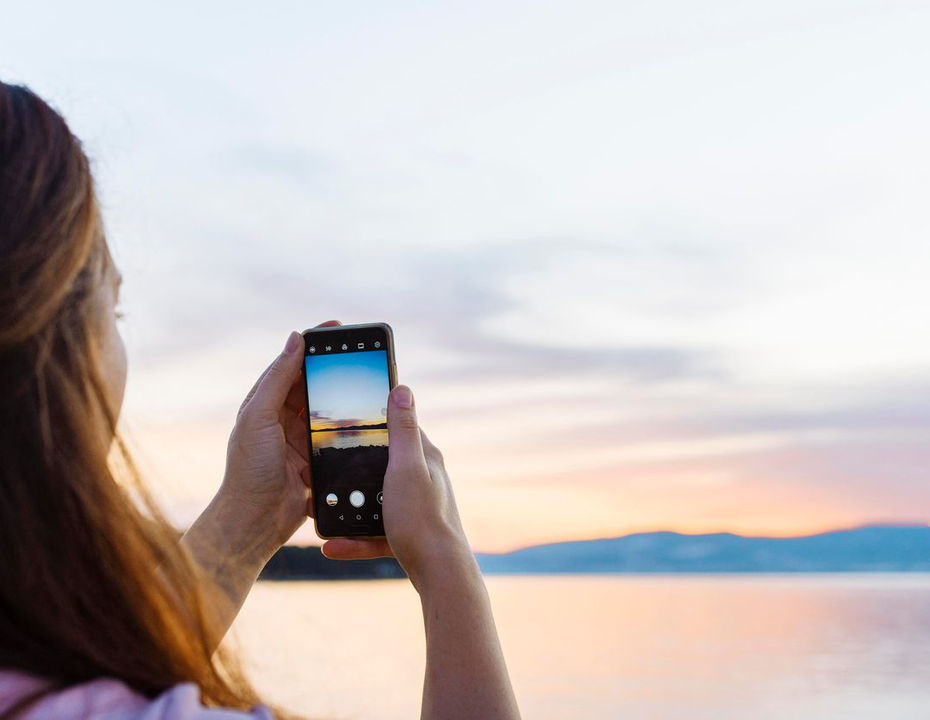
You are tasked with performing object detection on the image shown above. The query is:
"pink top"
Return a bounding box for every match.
[0,669,274,719]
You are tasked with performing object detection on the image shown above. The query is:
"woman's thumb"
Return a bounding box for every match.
[247,331,303,419]
[387,385,425,466]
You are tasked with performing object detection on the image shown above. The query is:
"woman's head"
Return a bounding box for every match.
[0,82,127,446]
[0,82,287,719]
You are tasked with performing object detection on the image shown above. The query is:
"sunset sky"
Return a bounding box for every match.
[306,350,390,430]
[4,1,929,551]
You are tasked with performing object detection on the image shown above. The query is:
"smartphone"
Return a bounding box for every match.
[301,323,397,538]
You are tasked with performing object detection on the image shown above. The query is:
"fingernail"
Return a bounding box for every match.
[394,386,413,409]
[284,331,300,354]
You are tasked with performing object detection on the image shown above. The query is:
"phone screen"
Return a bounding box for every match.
[303,324,394,537]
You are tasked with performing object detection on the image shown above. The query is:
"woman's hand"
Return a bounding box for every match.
[322,387,522,720]
[213,321,340,562]
[181,321,336,640]
[320,384,473,588]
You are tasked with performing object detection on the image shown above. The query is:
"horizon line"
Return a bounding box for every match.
[311,422,387,432]
[274,520,930,556]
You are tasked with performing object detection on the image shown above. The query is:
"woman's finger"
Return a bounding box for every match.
[300,463,312,492]
[242,332,304,422]
[320,538,393,560]
[286,443,308,480]
[243,320,340,419]
[284,374,306,414]
[284,410,310,462]
[238,360,274,419]
[305,486,315,518]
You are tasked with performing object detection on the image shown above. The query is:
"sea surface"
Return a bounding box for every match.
[311,428,388,451]
[229,574,930,719]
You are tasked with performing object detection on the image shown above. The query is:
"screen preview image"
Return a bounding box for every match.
[305,349,390,516]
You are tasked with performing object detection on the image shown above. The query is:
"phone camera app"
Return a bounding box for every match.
[305,331,391,537]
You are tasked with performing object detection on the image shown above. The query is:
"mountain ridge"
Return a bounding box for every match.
[474,524,930,574]
[258,525,930,580]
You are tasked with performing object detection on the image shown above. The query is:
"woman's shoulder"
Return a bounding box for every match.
[0,668,274,720]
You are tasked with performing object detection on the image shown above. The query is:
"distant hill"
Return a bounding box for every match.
[256,526,930,580]
[474,525,930,574]
[315,422,387,432]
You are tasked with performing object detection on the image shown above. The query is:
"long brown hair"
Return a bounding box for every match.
[0,82,298,719]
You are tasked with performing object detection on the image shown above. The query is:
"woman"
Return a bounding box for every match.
[0,81,521,720]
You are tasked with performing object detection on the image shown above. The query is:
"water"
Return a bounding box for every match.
[311,428,388,451]
[228,574,930,719]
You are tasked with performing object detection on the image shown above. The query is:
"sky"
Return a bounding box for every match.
[306,350,390,429]
[2,0,929,551]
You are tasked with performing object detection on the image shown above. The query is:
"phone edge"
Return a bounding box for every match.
[300,322,396,540]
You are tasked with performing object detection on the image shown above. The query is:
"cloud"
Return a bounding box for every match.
[206,142,334,189]
[33,0,928,546]
[120,232,729,384]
